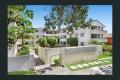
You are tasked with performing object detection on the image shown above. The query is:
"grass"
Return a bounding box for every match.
[65,53,112,71]
[66,59,112,71]
[8,70,34,75]
[98,52,112,59]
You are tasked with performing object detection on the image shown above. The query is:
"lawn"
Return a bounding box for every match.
[65,53,112,71]
[98,54,110,59]
[8,70,34,75]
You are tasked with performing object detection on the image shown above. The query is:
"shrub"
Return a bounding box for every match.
[17,45,29,56]
[102,44,112,52]
[90,40,101,45]
[25,41,28,45]
[67,38,78,46]
[38,37,47,47]
[46,37,57,47]
[54,59,61,66]
[102,52,112,56]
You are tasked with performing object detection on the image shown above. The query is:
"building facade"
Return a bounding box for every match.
[28,20,108,46]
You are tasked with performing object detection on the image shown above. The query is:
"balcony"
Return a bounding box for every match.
[90,38,107,42]
[43,33,58,37]
[91,29,107,34]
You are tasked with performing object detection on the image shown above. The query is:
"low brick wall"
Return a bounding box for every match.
[8,55,35,72]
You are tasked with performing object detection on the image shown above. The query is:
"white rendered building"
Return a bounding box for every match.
[28,20,107,46]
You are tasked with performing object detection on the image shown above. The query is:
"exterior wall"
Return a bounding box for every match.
[38,46,46,63]
[8,22,17,27]
[8,40,21,57]
[73,27,91,46]
[106,37,112,45]
[61,46,101,65]
[8,55,35,72]
[27,20,107,46]
[45,48,61,64]
[8,45,17,57]
[37,45,102,65]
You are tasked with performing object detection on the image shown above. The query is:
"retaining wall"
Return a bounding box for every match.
[38,45,102,65]
[8,55,35,72]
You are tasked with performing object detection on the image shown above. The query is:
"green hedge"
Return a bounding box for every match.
[67,38,78,46]
[17,45,29,56]
[102,44,112,52]
[89,40,101,45]
[46,37,57,47]
[102,52,112,56]
[38,37,47,47]
[38,36,57,47]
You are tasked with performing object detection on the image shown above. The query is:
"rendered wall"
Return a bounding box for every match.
[45,48,61,64]
[61,46,101,65]
[37,46,46,64]
[8,55,35,72]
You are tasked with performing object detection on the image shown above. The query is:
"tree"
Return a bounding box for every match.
[8,5,34,46]
[8,27,17,47]
[44,5,89,36]
[17,45,29,56]
[8,5,33,25]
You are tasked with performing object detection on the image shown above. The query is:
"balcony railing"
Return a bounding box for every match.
[91,38,107,42]
[91,29,107,34]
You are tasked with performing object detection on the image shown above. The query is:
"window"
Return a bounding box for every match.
[91,34,97,38]
[36,30,39,32]
[61,41,62,44]
[80,33,84,37]
[63,42,66,45]
[63,35,66,39]
[75,33,78,38]
[36,41,38,44]
[37,35,39,38]
[81,42,84,46]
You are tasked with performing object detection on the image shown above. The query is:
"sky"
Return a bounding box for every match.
[26,5,112,33]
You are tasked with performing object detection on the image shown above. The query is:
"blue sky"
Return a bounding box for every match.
[27,5,112,33]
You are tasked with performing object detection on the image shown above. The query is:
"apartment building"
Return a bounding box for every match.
[27,20,108,46]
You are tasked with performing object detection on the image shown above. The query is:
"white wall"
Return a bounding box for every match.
[8,55,35,72]
[38,46,46,63]
[73,27,91,46]
[45,48,61,64]
[61,46,101,64]
[37,45,102,65]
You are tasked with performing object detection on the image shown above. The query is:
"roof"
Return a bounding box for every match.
[91,20,106,28]
[34,28,43,30]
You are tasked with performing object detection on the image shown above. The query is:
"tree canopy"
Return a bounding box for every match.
[44,5,89,33]
[8,5,34,46]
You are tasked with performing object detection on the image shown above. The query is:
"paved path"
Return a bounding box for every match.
[38,64,112,75]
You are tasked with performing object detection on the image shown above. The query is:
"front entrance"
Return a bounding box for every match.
[50,54,61,65]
